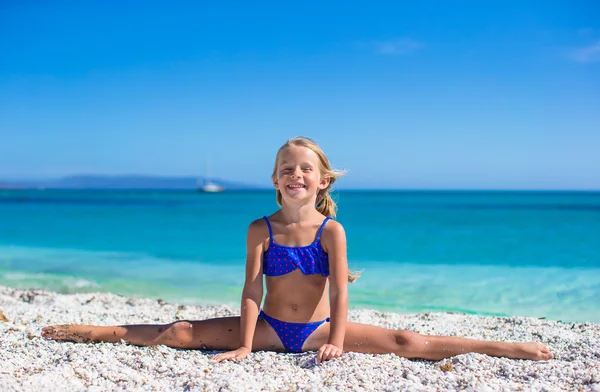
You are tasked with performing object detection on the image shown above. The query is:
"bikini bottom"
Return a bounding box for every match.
[258,310,330,353]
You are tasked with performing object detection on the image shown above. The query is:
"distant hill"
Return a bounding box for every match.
[0,175,260,190]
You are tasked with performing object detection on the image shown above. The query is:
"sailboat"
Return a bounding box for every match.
[197,158,225,193]
[197,178,224,193]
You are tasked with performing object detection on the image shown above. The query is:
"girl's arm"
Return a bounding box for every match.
[319,221,349,362]
[239,220,265,349]
[213,219,265,362]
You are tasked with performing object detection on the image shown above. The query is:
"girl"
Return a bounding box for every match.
[42,137,553,363]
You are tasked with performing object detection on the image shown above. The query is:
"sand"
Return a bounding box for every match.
[1,285,599,391]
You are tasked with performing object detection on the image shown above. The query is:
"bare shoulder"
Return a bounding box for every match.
[247,218,269,244]
[323,219,345,236]
[321,219,346,251]
[248,217,267,231]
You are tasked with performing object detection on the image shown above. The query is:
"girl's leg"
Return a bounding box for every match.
[342,322,553,361]
[41,317,284,352]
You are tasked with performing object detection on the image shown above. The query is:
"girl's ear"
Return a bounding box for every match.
[272,177,279,188]
[319,176,330,190]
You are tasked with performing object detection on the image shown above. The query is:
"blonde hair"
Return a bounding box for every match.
[272,136,361,283]
[272,136,345,218]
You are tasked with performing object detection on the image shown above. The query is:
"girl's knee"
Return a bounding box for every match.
[394,330,424,357]
[165,321,194,346]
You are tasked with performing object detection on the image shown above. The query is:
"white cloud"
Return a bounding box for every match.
[368,38,422,55]
[570,40,600,63]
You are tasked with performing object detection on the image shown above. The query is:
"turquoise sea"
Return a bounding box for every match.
[1,189,599,322]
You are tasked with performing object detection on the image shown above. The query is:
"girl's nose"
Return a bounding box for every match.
[291,167,302,178]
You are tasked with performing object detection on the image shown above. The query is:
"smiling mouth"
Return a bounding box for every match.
[287,184,306,189]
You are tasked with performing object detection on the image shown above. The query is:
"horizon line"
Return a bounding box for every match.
[1,186,599,193]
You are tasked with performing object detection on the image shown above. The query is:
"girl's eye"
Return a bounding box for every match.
[302,167,312,172]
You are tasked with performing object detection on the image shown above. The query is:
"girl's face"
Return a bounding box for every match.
[273,146,330,204]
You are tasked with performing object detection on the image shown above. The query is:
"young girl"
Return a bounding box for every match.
[42,137,553,363]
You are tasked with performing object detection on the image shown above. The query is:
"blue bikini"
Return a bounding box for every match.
[260,216,331,352]
[258,311,330,353]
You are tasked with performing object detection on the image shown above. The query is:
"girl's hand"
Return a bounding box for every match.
[317,343,343,362]
[212,347,251,362]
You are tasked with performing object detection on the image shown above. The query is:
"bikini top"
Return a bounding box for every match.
[262,216,331,277]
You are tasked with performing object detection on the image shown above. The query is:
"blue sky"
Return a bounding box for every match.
[1,1,599,189]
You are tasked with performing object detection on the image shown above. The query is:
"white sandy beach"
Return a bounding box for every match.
[1,285,599,392]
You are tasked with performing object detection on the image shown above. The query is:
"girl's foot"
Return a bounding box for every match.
[511,342,553,360]
[41,325,94,343]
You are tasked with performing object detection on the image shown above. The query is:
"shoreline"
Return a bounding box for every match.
[1,286,599,391]
[3,264,599,324]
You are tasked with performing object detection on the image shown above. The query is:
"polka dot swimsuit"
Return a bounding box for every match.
[258,310,330,353]
[262,216,331,277]
[260,216,331,352]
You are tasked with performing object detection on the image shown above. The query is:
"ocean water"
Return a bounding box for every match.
[1,189,599,322]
